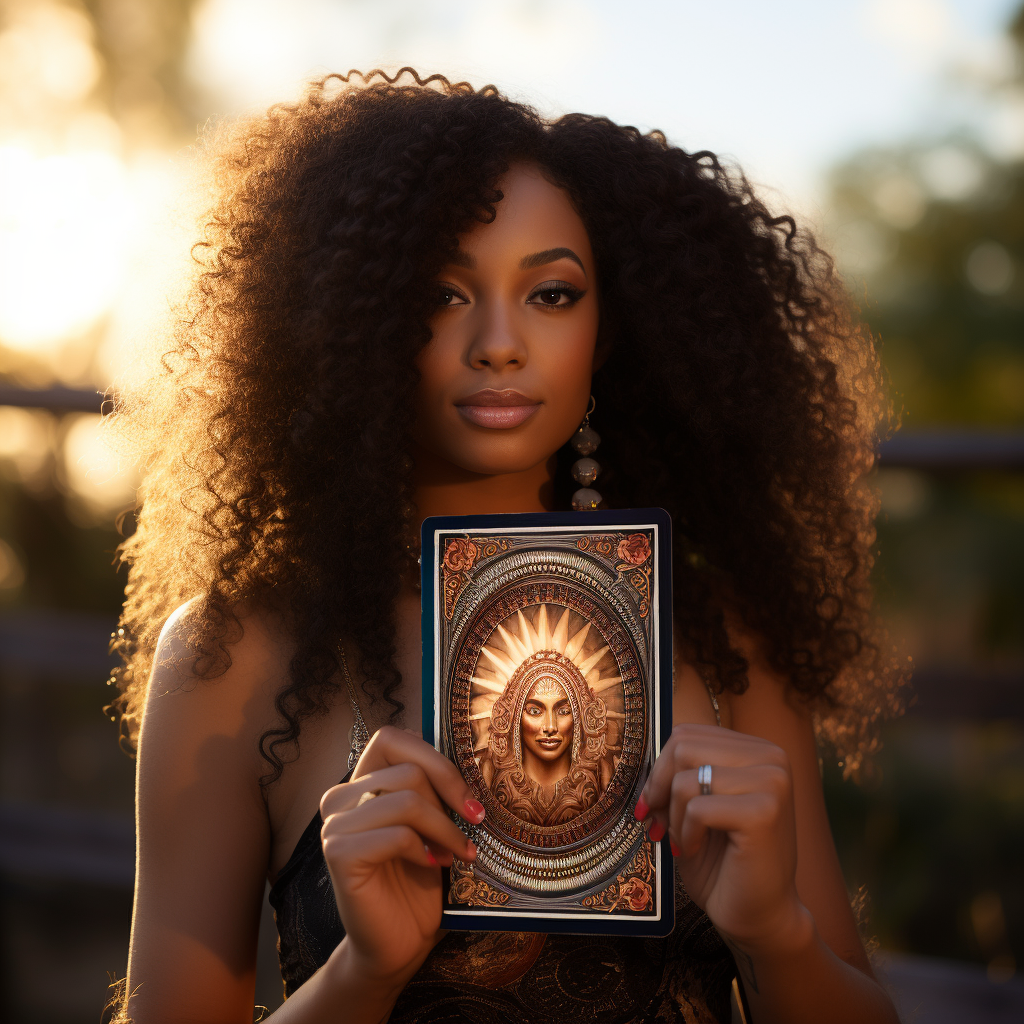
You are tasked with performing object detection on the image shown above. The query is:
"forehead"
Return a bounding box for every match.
[455,162,592,265]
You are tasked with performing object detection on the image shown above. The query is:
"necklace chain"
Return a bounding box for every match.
[340,646,370,772]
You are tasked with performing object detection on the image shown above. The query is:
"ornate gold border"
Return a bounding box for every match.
[579,839,655,913]
[449,840,657,916]
[449,859,511,906]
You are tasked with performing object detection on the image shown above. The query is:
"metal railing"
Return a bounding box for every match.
[0,384,111,414]
[1,384,1022,890]
[3,384,1023,468]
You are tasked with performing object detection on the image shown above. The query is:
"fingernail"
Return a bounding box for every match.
[464,798,485,823]
[425,845,437,866]
[649,821,666,842]
[670,840,680,857]
[465,840,477,860]
[634,797,649,821]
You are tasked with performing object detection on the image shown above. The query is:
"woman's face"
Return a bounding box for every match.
[521,679,574,764]
[415,162,600,476]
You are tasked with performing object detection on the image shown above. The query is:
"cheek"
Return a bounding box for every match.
[536,311,598,385]
[533,313,600,423]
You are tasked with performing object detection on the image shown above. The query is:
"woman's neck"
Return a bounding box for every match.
[412,448,556,520]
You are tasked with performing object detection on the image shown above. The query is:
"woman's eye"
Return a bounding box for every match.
[526,705,542,716]
[437,285,467,306]
[528,282,584,308]
[557,704,571,716]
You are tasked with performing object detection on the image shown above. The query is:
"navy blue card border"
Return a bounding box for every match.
[420,508,674,937]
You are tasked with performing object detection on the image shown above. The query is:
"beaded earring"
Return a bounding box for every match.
[570,396,603,511]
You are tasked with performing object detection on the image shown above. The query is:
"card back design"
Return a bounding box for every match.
[422,510,673,936]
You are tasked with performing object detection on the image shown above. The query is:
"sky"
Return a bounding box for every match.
[188,0,1024,214]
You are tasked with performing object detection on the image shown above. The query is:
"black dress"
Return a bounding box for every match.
[268,775,736,1024]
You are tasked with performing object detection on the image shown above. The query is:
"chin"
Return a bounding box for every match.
[533,745,565,760]
[444,439,554,477]
[422,413,569,477]
[460,454,548,476]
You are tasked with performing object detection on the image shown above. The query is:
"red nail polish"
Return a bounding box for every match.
[464,798,485,822]
[634,797,649,821]
[425,845,437,866]
[649,821,666,842]
[670,840,680,857]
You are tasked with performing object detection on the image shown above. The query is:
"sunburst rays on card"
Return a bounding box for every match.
[469,604,626,759]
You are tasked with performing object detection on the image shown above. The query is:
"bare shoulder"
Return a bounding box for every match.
[142,598,294,768]
[671,644,723,728]
[128,601,297,1021]
[148,597,293,705]
[711,613,814,740]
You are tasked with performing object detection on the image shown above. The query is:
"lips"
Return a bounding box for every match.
[455,388,541,429]
[537,737,563,749]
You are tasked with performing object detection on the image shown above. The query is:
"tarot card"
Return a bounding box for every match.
[421,509,673,936]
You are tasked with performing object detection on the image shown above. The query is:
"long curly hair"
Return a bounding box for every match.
[107,69,907,784]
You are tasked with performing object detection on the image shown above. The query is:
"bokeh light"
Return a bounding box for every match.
[0,145,132,352]
[59,413,138,519]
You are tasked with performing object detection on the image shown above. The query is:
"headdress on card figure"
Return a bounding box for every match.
[471,604,619,826]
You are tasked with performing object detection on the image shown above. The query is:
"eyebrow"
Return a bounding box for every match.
[520,247,586,275]
[447,246,587,275]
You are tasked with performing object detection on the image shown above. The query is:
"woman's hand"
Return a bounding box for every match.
[637,723,809,955]
[319,726,485,988]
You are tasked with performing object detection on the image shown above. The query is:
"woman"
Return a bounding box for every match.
[109,70,905,1023]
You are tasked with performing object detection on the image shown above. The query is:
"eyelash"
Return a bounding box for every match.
[435,281,586,309]
[527,281,585,309]
[436,285,468,306]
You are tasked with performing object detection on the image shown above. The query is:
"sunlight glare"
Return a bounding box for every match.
[61,413,138,513]
[0,407,53,484]
[0,144,133,352]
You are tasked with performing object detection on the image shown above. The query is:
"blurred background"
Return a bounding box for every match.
[0,1,1021,1021]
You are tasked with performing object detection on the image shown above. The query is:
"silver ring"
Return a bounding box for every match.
[356,788,383,807]
[698,764,713,796]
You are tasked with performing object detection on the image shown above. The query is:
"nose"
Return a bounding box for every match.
[541,711,557,735]
[466,300,527,371]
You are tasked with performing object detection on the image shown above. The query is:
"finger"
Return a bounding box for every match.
[322,762,443,817]
[353,726,486,824]
[648,765,788,847]
[423,841,455,868]
[652,726,783,800]
[640,726,786,816]
[665,764,791,809]
[329,789,477,860]
[322,824,438,874]
[676,793,776,859]
[324,789,477,861]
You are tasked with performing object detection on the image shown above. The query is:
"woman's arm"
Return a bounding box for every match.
[126,604,278,1023]
[126,606,480,1024]
[726,649,873,973]
[656,647,898,1024]
[127,606,390,1024]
